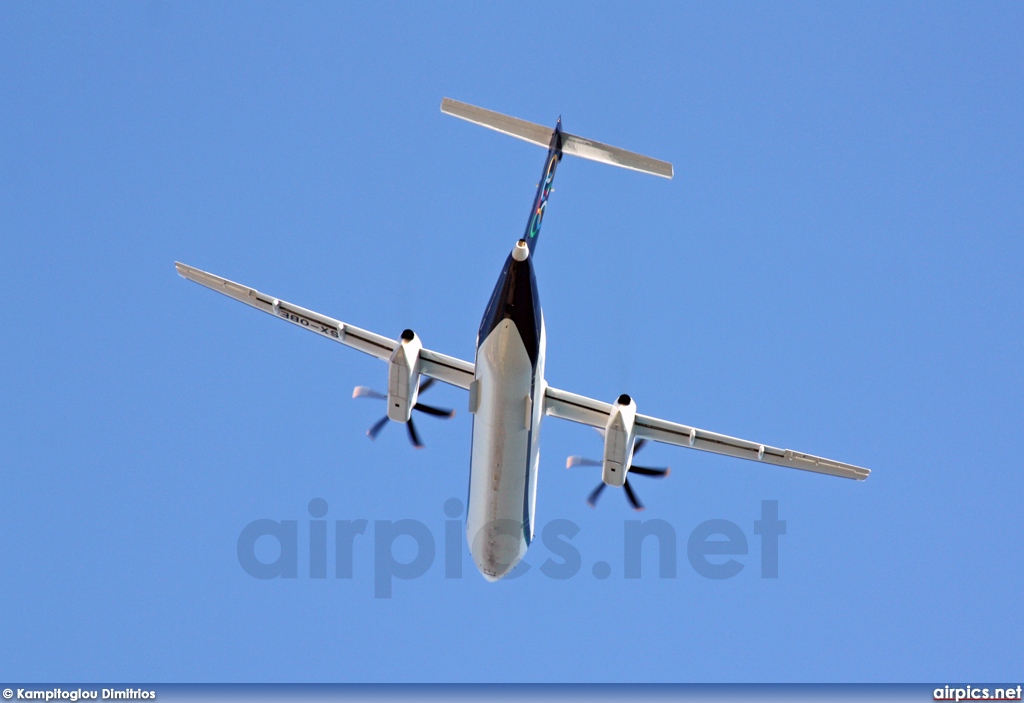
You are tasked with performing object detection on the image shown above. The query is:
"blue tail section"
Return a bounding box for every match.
[441,98,674,254]
[521,119,563,255]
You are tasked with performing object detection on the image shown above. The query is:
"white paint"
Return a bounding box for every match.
[466,318,545,581]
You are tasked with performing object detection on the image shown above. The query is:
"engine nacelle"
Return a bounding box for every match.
[386,329,423,423]
[602,394,637,487]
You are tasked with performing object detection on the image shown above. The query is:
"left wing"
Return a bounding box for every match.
[175,262,475,390]
[544,385,870,481]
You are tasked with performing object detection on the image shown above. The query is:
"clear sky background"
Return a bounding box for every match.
[2,1,1022,683]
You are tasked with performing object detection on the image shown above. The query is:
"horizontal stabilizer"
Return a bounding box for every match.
[441,98,673,179]
[441,98,553,148]
[561,133,672,179]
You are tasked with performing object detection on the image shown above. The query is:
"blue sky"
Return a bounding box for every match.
[1,1,1022,683]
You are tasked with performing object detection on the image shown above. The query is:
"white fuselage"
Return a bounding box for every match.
[466,309,546,580]
[464,149,557,581]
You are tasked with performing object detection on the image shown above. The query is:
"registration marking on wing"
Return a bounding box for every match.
[275,304,344,340]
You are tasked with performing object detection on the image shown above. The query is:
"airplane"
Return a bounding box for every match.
[176,97,870,582]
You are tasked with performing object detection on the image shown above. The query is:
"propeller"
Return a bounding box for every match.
[352,377,455,448]
[567,438,670,511]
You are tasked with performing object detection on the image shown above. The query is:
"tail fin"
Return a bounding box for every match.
[441,98,673,179]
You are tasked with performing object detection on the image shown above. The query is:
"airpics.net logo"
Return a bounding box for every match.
[934,685,1023,701]
[236,498,787,598]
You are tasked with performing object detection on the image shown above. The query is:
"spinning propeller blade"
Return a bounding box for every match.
[367,415,390,441]
[353,386,387,400]
[353,377,454,448]
[570,435,670,509]
[623,479,644,512]
[407,417,423,449]
[413,402,455,418]
[628,465,671,477]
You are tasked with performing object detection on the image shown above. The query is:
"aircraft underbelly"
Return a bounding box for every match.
[467,319,536,581]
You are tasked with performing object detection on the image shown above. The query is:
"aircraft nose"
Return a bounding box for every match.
[469,522,529,582]
[473,550,524,582]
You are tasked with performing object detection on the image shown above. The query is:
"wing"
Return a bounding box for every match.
[543,385,869,480]
[175,262,475,390]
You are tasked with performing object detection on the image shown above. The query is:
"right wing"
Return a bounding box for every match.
[544,386,869,481]
[175,262,475,390]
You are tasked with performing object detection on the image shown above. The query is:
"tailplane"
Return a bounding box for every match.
[440,98,673,179]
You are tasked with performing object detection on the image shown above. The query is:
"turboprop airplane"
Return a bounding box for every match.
[176,97,870,581]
